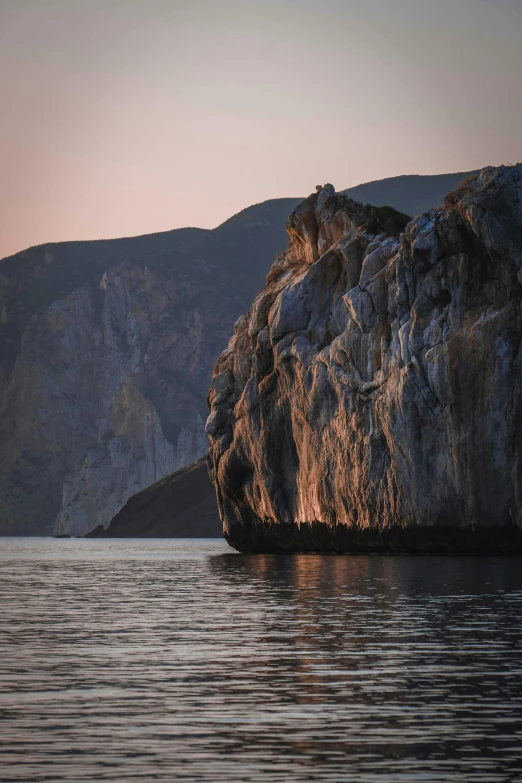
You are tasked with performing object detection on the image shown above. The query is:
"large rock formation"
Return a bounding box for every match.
[207,165,522,553]
[0,171,476,536]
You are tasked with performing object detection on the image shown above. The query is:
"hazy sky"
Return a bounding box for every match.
[1,0,521,258]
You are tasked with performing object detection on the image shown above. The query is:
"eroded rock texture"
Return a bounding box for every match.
[207,166,522,553]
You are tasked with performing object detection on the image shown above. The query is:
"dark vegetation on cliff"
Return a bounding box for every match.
[362,204,411,236]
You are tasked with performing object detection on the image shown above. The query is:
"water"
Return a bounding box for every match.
[1,538,521,782]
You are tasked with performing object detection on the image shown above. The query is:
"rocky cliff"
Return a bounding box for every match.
[0,172,476,537]
[207,165,522,553]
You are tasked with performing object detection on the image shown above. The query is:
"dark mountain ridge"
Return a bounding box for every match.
[343,171,479,217]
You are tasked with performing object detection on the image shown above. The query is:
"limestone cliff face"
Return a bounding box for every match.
[51,267,209,536]
[207,166,522,553]
[1,261,208,536]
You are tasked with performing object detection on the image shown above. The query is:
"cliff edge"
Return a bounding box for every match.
[207,166,522,553]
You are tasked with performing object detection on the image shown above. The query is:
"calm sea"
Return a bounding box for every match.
[1,538,521,782]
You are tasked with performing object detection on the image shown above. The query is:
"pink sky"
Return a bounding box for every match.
[1,0,521,259]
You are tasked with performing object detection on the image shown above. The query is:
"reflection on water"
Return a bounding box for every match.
[1,538,521,782]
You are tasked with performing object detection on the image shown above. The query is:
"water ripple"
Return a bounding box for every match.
[1,538,521,782]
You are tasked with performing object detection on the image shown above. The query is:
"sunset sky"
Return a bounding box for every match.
[1,0,521,259]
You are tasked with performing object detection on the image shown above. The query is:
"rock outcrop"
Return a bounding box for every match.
[86,456,220,538]
[207,165,522,553]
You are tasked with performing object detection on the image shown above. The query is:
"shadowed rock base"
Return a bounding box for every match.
[225,521,522,555]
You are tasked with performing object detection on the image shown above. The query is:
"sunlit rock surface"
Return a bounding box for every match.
[207,165,522,553]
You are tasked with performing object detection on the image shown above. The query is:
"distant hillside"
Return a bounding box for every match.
[344,171,479,217]
[0,169,478,536]
[0,227,209,382]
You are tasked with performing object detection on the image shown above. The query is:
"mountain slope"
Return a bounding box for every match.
[343,171,479,216]
[86,457,220,538]
[0,171,476,535]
